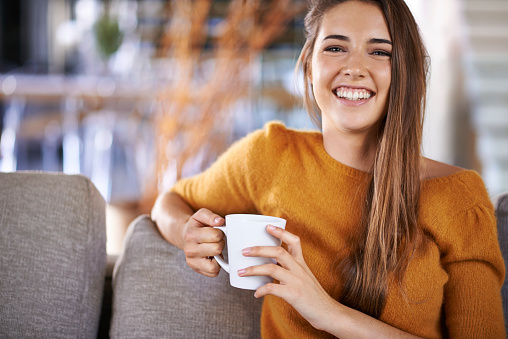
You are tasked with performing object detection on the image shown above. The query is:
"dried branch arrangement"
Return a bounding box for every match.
[144,0,303,205]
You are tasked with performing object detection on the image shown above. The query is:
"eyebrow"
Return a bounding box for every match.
[323,34,392,45]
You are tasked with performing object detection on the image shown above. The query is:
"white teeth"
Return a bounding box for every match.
[335,88,372,101]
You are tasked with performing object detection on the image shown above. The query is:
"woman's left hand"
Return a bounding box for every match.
[237,225,338,331]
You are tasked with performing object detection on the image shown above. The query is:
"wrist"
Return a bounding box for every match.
[311,294,346,332]
[151,192,193,250]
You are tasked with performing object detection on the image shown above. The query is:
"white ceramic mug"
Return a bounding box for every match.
[214,214,287,290]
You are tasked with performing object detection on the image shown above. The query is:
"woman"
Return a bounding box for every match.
[152,0,506,337]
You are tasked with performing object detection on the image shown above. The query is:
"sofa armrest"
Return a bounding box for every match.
[110,215,263,338]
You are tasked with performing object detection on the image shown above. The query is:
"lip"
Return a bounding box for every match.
[333,84,376,106]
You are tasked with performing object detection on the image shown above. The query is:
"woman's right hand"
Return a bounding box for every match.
[151,192,225,277]
[181,208,226,277]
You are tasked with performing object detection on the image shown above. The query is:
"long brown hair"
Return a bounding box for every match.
[296,0,429,318]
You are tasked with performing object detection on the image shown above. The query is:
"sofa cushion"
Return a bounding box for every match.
[110,215,263,339]
[0,172,106,338]
[495,191,508,332]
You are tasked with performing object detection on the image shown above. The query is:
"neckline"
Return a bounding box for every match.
[309,132,473,184]
[422,168,473,185]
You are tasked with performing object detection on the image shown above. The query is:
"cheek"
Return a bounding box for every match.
[311,72,331,108]
[311,56,332,85]
[372,65,391,110]
[310,59,320,86]
[379,66,391,93]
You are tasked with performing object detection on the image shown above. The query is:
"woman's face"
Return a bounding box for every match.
[310,1,392,139]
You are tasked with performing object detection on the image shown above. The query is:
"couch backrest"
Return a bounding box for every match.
[110,215,263,339]
[495,191,508,333]
[0,172,106,338]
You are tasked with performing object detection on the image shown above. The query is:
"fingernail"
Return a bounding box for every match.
[237,269,246,276]
[242,248,251,256]
[267,225,277,231]
[214,217,222,224]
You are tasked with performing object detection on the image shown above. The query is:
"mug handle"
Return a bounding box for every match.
[213,226,229,273]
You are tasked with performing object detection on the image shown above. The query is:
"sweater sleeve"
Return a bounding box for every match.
[437,188,506,337]
[170,122,287,217]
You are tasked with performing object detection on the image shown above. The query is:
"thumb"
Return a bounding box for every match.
[191,208,224,227]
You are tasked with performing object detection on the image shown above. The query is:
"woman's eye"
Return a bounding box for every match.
[372,50,391,57]
[324,46,344,52]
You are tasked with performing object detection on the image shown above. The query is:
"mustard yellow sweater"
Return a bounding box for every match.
[171,122,506,338]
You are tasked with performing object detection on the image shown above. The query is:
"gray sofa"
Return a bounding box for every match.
[0,172,106,338]
[0,172,507,338]
[0,172,262,338]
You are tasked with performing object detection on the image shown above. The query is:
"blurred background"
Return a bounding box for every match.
[0,0,507,254]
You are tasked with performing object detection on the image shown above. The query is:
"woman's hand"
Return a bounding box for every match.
[181,208,226,277]
[238,226,425,338]
[237,225,338,331]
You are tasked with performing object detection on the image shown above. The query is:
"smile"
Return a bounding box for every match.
[334,87,374,101]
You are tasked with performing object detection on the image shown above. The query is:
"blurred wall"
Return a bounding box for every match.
[407,0,508,197]
[406,0,476,169]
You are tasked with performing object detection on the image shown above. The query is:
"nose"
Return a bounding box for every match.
[342,53,366,78]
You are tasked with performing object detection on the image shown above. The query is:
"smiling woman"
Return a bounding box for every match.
[151,0,506,338]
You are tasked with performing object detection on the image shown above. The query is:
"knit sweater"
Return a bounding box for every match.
[171,122,506,338]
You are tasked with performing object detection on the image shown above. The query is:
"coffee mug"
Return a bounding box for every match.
[214,214,287,290]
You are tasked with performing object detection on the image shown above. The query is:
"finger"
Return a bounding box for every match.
[185,222,225,244]
[238,263,289,283]
[184,239,225,258]
[190,257,221,277]
[254,282,294,300]
[265,225,304,259]
[191,208,224,227]
[242,245,296,270]
[244,244,319,289]
[263,226,317,282]
[195,226,225,243]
